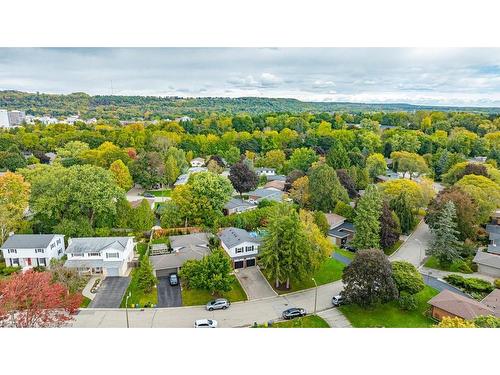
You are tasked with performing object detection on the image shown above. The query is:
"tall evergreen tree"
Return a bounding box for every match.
[308,163,349,212]
[352,184,382,250]
[326,144,350,170]
[260,204,311,289]
[426,201,462,266]
[390,191,414,234]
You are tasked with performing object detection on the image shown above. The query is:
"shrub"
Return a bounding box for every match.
[444,274,494,296]
[495,279,500,289]
[391,261,425,295]
[0,266,21,276]
[470,262,478,272]
[449,259,473,274]
[473,315,500,328]
[398,292,417,311]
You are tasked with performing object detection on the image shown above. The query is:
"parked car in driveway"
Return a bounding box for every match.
[282,307,306,320]
[169,273,179,286]
[194,319,218,328]
[331,295,344,307]
[206,298,230,311]
[143,192,155,198]
[342,244,357,252]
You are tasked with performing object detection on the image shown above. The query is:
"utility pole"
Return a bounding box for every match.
[312,278,318,314]
[125,292,131,328]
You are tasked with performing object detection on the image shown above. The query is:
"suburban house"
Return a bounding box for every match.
[174,166,208,186]
[267,174,287,182]
[427,289,495,321]
[326,214,356,246]
[224,197,257,215]
[481,289,500,317]
[247,188,284,203]
[0,234,65,269]
[263,180,286,191]
[376,170,400,183]
[149,232,211,277]
[64,237,134,277]
[473,224,500,277]
[190,157,205,167]
[219,227,261,269]
[255,167,276,176]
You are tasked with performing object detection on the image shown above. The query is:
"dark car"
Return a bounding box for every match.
[342,244,357,252]
[143,192,155,198]
[282,307,306,320]
[169,273,179,286]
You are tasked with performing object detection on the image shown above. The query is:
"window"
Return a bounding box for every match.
[7,249,17,254]
[11,258,19,266]
[88,252,101,257]
[235,247,243,254]
[38,258,46,266]
[106,252,119,259]
[51,243,55,249]
[57,239,61,245]
[35,248,44,253]
[245,246,254,252]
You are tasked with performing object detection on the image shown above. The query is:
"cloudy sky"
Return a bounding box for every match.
[1,48,500,107]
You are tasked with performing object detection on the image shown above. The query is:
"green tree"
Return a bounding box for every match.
[137,256,156,294]
[341,249,398,307]
[455,174,500,224]
[326,144,350,170]
[366,153,387,180]
[260,204,312,289]
[390,191,415,234]
[379,200,401,249]
[352,184,382,250]
[308,163,349,212]
[130,199,155,231]
[426,201,462,266]
[286,147,318,172]
[164,155,180,186]
[391,151,429,179]
[391,261,424,295]
[109,159,133,191]
[0,172,30,243]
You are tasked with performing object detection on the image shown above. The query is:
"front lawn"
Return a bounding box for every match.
[80,296,92,308]
[181,275,247,306]
[383,240,403,256]
[264,258,345,295]
[120,268,158,308]
[144,189,171,197]
[339,286,439,328]
[259,315,330,328]
[335,248,355,260]
[424,255,473,274]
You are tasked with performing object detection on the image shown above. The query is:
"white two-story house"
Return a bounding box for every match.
[219,227,261,269]
[0,234,65,269]
[64,237,134,277]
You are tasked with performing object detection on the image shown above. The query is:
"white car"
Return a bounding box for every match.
[194,319,218,328]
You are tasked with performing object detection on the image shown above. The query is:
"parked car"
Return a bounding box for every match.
[143,192,155,198]
[194,319,218,328]
[206,298,230,311]
[169,273,179,286]
[282,307,306,320]
[331,295,344,307]
[342,244,357,252]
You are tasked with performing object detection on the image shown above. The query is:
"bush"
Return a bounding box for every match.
[449,259,473,274]
[444,274,494,296]
[0,266,21,276]
[473,315,500,328]
[470,262,478,272]
[391,261,425,295]
[398,293,417,311]
[495,279,500,289]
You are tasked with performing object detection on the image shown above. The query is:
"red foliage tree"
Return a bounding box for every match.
[0,271,82,328]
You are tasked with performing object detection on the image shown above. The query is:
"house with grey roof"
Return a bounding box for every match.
[326,214,356,246]
[1,234,65,269]
[219,227,262,269]
[247,188,284,203]
[473,224,500,277]
[149,232,211,277]
[64,237,134,277]
[224,198,257,215]
[255,167,275,176]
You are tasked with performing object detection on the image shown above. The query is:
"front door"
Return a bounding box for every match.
[26,258,32,266]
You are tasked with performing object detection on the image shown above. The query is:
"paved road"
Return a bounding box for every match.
[390,220,431,266]
[89,277,131,308]
[234,267,277,300]
[333,252,352,265]
[73,280,344,328]
[156,277,182,307]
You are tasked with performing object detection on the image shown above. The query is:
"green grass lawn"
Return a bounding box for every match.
[144,189,171,197]
[383,240,403,256]
[424,256,473,274]
[264,258,345,295]
[80,296,92,308]
[335,248,355,260]
[260,315,330,328]
[339,286,439,328]
[181,275,247,306]
[120,268,158,308]
[136,242,148,258]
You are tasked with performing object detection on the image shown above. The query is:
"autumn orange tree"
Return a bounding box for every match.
[0,271,82,328]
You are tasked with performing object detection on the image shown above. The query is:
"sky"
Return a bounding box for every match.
[1,48,500,107]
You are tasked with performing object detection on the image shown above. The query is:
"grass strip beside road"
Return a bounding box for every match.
[181,275,247,306]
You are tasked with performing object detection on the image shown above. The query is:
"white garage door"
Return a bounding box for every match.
[106,267,120,277]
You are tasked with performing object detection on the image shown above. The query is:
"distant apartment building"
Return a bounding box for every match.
[0,109,26,127]
[0,110,9,128]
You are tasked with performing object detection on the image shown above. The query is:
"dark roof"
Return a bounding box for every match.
[169,233,210,250]
[267,175,287,182]
[150,242,210,270]
[66,237,132,255]
[1,234,61,249]
[473,250,500,269]
[328,222,355,238]
[486,224,500,235]
[219,227,261,248]
[224,198,256,210]
[428,289,494,320]
[481,289,500,317]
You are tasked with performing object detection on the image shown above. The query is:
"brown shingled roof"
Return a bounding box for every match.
[428,289,494,320]
[481,289,500,317]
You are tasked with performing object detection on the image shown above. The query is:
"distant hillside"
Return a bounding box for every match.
[1,90,499,120]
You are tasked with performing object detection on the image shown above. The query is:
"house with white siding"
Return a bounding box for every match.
[64,237,134,277]
[0,234,65,269]
[219,227,261,269]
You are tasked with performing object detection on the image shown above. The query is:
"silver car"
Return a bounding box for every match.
[206,298,230,311]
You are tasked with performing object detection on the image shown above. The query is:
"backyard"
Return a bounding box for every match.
[144,189,171,197]
[339,286,439,328]
[181,275,247,306]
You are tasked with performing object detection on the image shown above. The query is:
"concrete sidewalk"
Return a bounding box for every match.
[317,308,352,328]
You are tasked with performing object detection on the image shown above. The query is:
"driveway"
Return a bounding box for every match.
[125,187,145,202]
[89,277,131,308]
[234,267,277,300]
[157,277,182,307]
